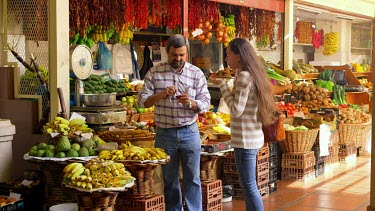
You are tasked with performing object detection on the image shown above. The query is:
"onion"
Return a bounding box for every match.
[203,38,210,45]
[217,31,224,37]
[205,32,213,39]
[271,79,278,85]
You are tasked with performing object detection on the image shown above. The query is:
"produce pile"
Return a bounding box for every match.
[82,74,129,94]
[63,158,135,190]
[99,142,168,161]
[339,108,370,124]
[28,135,101,158]
[43,117,93,135]
[98,129,154,141]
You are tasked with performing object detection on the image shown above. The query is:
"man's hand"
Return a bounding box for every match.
[160,86,177,99]
[177,93,190,107]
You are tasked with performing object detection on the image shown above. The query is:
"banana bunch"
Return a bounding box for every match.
[323,32,339,56]
[118,25,133,45]
[88,25,115,43]
[43,117,93,135]
[98,141,168,161]
[63,158,134,190]
[223,15,235,27]
[222,15,236,46]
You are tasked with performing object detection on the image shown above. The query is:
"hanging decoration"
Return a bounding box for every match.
[235,7,250,39]
[255,10,276,49]
[323,32,339,56]
[295,21,313,44]
[312,29,324,49]
[149,0,163,28]
[134,0,149,29]
[164,0,182,31]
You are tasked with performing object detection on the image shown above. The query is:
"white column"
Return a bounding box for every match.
[48,0,70,118]
[284,0,294,70]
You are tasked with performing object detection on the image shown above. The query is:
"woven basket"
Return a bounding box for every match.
[200,156,218,182]
[338,123,362,144]
[42,162,77,208]
[353,122,371,147]
[120,163,159,198]
[282,128,319,153]
[75,191,119,211]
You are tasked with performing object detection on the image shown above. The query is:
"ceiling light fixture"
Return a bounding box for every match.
[296,7,322,15]
[336,15,355,21]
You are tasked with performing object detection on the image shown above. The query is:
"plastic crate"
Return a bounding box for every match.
[223,163,237,174]
[115,194,165,211]
[223,156,235,164]
[201,180,222,204]
[269,155,278,170]
[269,182,278,194]
[313,146,325,164]
[339,154,357,162]
[258,145,270,160]
[281,166,315,181]
[257,171,269,186]
[257,158,269,174]
[203,198,222,211]
[281,151,315,169]
[268,141,279,157]
[269,167,278,183]
[258,183,269,198]
[315,162,324,177]
[222,173,240,185]
[339,143,356,158]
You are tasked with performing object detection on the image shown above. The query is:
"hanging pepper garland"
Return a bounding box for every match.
[188,0,218,30]
[69,0,90,38]
[149,0,163,28]
[124,0,135,28]
[236,6,250,39]
[164,0,182,30]
[312,29,324,49]
[255,9,275,48]
[134,0,149,29]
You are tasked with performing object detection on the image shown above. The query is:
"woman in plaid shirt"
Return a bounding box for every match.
[210,38,278,211]
[138,34,210,211]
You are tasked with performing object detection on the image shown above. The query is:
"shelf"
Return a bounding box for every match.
[293,43,313,46]
[133,31,172,37]
[351,47,372,50]
[352,25,373,30]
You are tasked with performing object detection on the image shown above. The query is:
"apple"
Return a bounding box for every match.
[121,97,127,102]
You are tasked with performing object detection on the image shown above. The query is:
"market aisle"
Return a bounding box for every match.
[222,154,371,211]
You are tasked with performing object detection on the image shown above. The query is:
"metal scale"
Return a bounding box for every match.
[69,45,127,131]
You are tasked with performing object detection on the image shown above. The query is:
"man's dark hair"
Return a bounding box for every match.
[166,34,189,53]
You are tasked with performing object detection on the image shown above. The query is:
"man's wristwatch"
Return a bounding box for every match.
[187,100,192,109]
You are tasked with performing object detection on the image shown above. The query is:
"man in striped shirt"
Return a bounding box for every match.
[137,34,210,211]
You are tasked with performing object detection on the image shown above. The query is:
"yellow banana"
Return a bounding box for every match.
[86,182,93,190]
[71,167,85,178]
[71,163,84,174]
[69,118,85,127]
[64,162,79,173]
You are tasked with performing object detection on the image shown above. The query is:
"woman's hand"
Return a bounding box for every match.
[209,74,223,85]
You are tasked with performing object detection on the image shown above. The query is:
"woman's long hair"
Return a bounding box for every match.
[228,38,278,125]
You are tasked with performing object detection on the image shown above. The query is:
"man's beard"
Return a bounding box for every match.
[170,59,184,69]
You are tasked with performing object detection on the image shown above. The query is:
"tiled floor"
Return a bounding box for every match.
[222,153,371,211]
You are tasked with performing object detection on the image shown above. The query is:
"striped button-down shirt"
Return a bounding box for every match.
[219,71,264,149]
[137,62,211,128]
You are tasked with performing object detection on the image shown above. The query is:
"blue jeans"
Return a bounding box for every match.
[155,122,202,211]
[234,148,264,211]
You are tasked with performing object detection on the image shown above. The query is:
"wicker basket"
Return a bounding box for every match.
[75,191,119,211]
[120,163,159,198]
[107,136,155,148]
[282,128,319,153]
[42,162,77,208]
[200,156,218,181]
[353,122,371,147]
[338,123,362,144]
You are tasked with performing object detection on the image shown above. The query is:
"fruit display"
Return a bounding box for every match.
[83,74,129,94]
[99,141,168,161]
[323,32,339,56]
[358,78,373,89]
[222,15,236,46]
[28,135,100,159]
[0,196,17,207]
[339,108,371,124]
[43,117,93,135]
[63,158,135,190]
[197,111,226,127]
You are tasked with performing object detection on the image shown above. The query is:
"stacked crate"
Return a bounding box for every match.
[324,130,339,166]
[223,144,270,198]
[338,143,357,162]
[268,142,279,194]
[312,133,325,177]
[116,194,165,211]
[281,151,315,181]
[202,180,223,211]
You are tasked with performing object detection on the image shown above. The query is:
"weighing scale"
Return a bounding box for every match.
[69,45,127,130]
